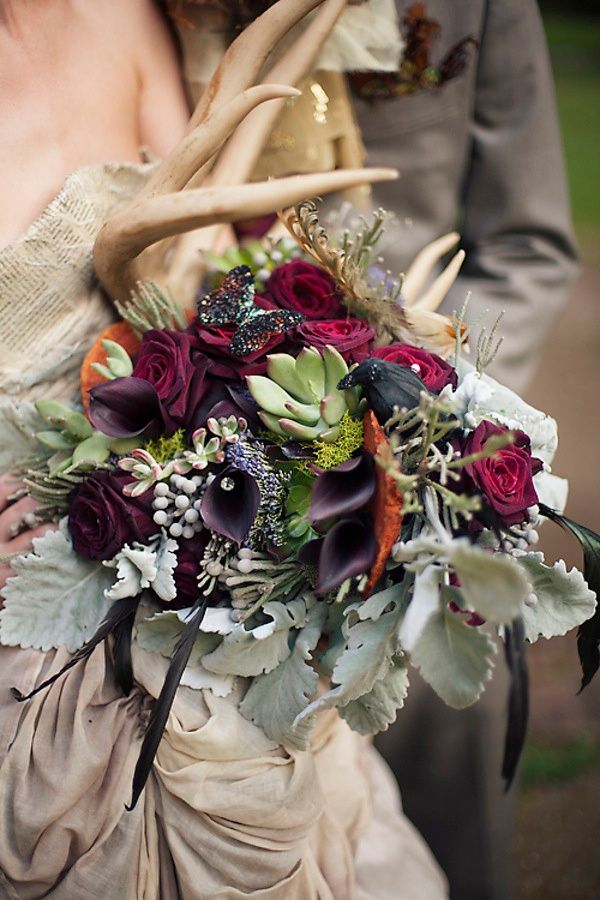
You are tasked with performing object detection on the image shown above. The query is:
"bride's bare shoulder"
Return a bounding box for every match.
[0,0,188,246]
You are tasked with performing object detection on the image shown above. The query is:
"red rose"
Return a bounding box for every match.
[187,320,286,378]
[373,343,458,391]
[292,318,375,363]
[132,330,209,430]
[463,420,543,526]
[265,261,345,319]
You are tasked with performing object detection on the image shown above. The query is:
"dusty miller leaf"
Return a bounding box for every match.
[239,602,327,749]
[339,657,409,735]
[450,542,530,624]
[201,595,311,677]
[0,528,113,652]
[411,604,497,708]
[516,556,597,643]
[296,581,409,725]
[0,400,45,474]
[135,610,221,663]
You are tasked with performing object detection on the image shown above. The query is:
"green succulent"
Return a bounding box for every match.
[246,345,362,443]
[90,339,133,381]
[35,399,136,474]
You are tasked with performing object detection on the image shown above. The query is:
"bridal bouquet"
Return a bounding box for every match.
[2,204,598,808]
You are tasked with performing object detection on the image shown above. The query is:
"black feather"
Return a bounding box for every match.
[502,617,529,790]
[112,605,137,695]
[11,597,139,702]
[539,504,600,691]
[126,599,208,811]
[337,358,427,424]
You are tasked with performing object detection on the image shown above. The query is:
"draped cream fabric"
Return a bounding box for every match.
[0,162,152,402]
[0,642,447,899]
[0,167,447,898]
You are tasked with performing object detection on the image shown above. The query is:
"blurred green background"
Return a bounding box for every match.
[515,6,600,899]
[543,9,600,259]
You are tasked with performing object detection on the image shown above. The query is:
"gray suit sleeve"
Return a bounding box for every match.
[442,0,579,391]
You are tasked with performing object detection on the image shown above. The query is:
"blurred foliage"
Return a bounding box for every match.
[521,738,600,790]
[543,14,600,247]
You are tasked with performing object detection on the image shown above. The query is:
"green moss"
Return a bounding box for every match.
[144,429,187,463]
[314,413,364,470]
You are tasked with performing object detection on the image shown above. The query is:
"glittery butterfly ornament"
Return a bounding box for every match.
[196,265,304,357]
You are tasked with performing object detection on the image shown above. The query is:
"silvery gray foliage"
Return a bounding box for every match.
[104,532,178,603]
[201,594,314,678]
[0,523,112,652]
[239,602,328,750]
[338,658,409,735]
[0,400,45,474]
[516,555,597,643]
[410,601,497,709]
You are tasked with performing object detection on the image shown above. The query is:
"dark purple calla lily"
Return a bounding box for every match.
[302,516,377,595]
[201,468,260,544]
[88,377,165,439]
[309,453,376,524]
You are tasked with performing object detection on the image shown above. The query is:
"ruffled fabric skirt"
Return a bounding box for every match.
[0,643,447,899]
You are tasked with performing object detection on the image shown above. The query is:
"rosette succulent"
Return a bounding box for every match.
[246,345,362,443]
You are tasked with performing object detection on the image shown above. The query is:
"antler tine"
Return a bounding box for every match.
[401,231,460,304]
[94,168,398,302]
[188,0,327,132]
[206,0,348,189]
[140,84,301,199]
[411,249,466,312]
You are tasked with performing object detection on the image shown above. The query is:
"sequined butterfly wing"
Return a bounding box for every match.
[197,264,304,356]
[229,308,303,356]
[197,265,256,325]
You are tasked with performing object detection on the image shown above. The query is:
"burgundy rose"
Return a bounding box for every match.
[292,318,375,364]
[170,533,209,609]
[373,343,458,391]
[187,320,286,378]
[265,261,345,319]
[68,471,156,561]
[462,420,543,526]
[132,329,209,429]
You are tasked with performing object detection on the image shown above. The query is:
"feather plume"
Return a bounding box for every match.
[126,599,208,810]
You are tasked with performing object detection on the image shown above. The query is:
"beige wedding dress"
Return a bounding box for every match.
[0,165,447,899]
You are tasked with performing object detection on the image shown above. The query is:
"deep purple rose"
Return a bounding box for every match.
[170,533,209,609]
[463,420,543,526]
[187,320,287,378]
[292,318,375,363]
[132,329,209,429]
[265,261,345,319]
[68,471,156,561]
[373,343,458,391]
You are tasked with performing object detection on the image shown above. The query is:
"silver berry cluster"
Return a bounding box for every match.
[151,472,213,540]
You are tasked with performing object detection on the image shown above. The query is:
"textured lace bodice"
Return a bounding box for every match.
[0,162,153,402]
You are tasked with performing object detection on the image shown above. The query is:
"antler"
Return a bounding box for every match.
[94,0,396,306]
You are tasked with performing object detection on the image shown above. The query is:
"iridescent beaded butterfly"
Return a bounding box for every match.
[196,265,303,356]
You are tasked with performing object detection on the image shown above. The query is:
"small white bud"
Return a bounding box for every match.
[184,508,200,524]
[175,495,190,510]
[154,482,169,497]
[182,525,196,539]
[169,522,183,538]
[153,496,169,510]
[153,511,168,526]
[237,557,254,574]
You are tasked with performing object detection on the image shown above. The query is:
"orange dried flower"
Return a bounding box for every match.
[362,410,403,597]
